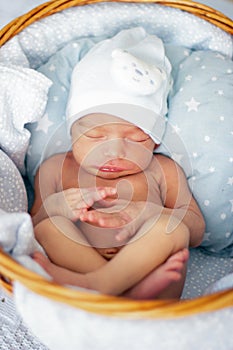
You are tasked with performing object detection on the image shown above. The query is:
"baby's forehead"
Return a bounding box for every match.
[73,113,137,130]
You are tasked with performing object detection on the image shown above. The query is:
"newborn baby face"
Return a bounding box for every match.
[71,113,155,179]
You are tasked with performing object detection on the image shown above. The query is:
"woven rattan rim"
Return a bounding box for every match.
[1,249,233,318]
[0,0,233,46]
[0,0,233,318]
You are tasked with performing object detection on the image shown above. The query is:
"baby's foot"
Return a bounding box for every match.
[32,251,85,286]
[123,248,189,300]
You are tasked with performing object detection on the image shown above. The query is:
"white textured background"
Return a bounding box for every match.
[0,0,232,29]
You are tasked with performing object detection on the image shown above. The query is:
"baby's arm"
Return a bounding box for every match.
[79,155,205,247]
[80,155,205,247]
[31,155,116,226]
[79,200,158,242]
[156,154,205,247]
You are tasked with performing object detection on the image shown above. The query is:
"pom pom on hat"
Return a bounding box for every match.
[66,27,172,143]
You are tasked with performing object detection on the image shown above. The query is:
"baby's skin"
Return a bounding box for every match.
[32,114,204,299]
[33,248,189,299]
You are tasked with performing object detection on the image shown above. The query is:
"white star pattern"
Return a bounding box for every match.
[192,152,198,158]
[220,213,226,220]
[227,177,233,186]
[172,125,181,134]
[171,153,183,164]
[203,232,211,241]
[209,166,215,173]
[229,157,233,163]
[211,76,217,81]
[35,113,53,134]
[49,64,56,72]
[27,144,32,157]
[225,232,231,238]
[185,75,192,81]
[56,140,62,146]
[230,200,233,212]
[219,116,225,121]
[217,90,224,96]
[215,53,225,60]
[185,97,200,112]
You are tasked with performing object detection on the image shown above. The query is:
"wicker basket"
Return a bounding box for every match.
[0,0,233,319]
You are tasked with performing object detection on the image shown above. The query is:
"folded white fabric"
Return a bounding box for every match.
[0,209,47,276]
[0,64,52,174]
[0,149,28,212]
[66,27,172,144]
[0,209,36,256]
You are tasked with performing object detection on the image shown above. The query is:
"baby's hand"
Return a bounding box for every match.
[43,187,117,221]
[79,200,149,242]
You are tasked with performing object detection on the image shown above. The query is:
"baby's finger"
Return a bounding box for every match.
[70,208,88,222]
[81,187,117,206]
[115,220,136,241]
[115,229,131,242]
[80,211,127,228]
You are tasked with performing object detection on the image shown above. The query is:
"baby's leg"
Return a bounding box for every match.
[34,216,107,273]
[33,248,188,299]
[35,215,189,298]
[82,214,189,296]
[123,248,189,299]
[33,251,88,286]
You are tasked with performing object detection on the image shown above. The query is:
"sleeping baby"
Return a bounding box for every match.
[31,27,205,299]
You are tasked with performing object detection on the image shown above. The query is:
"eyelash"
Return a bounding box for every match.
[84,135,149,143]
[125,137,149,143]
[84,134,106,140]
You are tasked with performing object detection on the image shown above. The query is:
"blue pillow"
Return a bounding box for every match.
[158,49,233,256]
[26,42,233,256]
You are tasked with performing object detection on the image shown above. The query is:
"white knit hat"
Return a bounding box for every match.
[66,27,172,143]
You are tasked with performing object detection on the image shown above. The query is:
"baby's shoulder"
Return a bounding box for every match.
[152,153,175,167]
[40,152,68,170]
[152,153,183,176]
[37,152,75,182]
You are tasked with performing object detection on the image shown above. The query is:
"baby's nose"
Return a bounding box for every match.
[103,139,126,158]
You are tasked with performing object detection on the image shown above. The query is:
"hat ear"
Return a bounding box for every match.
[110,49,164,96]
[155,67,167,81]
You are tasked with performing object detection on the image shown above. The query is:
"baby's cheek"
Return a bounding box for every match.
[127,146,153,170]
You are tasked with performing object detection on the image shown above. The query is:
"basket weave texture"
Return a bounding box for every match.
[0,0,233,318]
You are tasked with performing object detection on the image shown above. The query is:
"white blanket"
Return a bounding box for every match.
[0,65,51,174]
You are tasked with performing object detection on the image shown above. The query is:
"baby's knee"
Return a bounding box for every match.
[34,216,69,241]
[154,214,190,247]
[160,215,188,233]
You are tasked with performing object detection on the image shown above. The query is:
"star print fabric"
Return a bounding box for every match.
[159,49,233,256]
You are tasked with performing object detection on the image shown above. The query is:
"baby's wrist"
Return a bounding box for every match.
[43,194,59,217]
